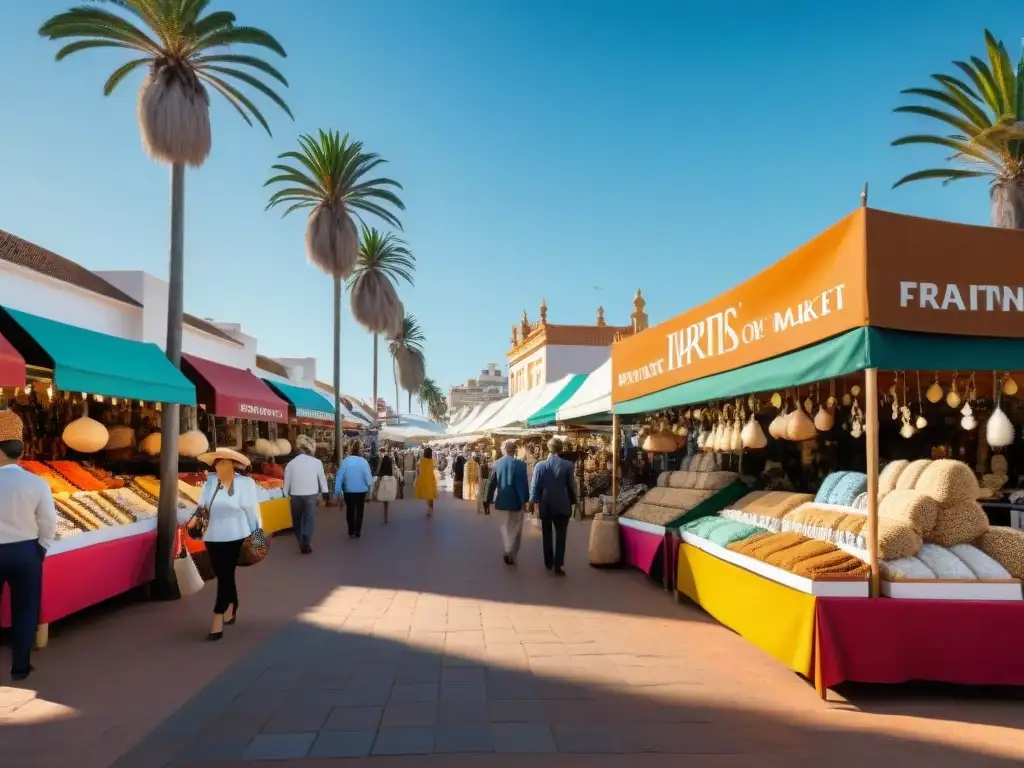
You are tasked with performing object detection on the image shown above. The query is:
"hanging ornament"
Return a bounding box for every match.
[899,404,916,439]
[849,389,864,438]
[926,374,944,404]
[770,392,782,409]
[946,373,961,409]
[988,373,1015,448]
[730,418,743,451]
[1002,373,1019,396]
[741,414,768,449]
[814,405,834,431]
[960,402,977,431]
[826,379,837,409]
[786,395,816,441]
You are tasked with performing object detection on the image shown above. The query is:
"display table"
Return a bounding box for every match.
[1,529,157,647]
[259,497,293,536]
[618,518,666,575]
[676,542,815,677]
[814,597,1024,694]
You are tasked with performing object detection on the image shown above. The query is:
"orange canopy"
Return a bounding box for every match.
[612,208,1024,404]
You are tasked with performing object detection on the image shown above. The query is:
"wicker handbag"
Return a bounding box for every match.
[238,527,270,567]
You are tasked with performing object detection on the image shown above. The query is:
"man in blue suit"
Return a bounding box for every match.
[486,439,529,565]
[529,437,578,576]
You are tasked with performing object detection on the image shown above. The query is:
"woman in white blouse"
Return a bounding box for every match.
[184,448,260,640]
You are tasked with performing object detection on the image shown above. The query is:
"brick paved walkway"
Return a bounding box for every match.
[2,494,1023,766]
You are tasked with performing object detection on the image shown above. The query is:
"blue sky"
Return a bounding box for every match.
[0,1,1018,409]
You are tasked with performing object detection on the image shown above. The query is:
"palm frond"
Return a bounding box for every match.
[265,130,406,230]
[40,0,290,136]
[347,224,415,289]
[893,29,1024,189]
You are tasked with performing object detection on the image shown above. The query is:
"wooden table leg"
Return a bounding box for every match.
[34,623,49,650]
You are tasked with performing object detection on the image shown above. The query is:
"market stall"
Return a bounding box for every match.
[178,354,293,533]
[610,207,1024,695]
[0,306,197,644]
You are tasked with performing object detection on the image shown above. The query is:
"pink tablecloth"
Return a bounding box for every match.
[815,597,1024,690]
[620,525,665,575]
[1,531,157,627]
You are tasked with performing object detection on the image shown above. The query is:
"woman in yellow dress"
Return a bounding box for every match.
[414,446,438,517]
[463,452,480,502]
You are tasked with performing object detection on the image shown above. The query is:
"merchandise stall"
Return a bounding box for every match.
[0,306,197,644]
[610,208,1024,695]
[179,354,292,535]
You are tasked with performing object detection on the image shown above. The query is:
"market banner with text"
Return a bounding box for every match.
[865,209,1024,338]
[612,211,868,404]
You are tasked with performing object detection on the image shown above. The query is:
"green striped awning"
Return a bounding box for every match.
[527,373,588,427]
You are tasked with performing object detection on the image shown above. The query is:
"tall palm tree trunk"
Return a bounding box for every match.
[155,162,186,598]
[334,274,343,468]
[394,358,399,416]
[372,334,378,427]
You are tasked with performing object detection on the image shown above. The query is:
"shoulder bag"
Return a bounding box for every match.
[186,481,222,540]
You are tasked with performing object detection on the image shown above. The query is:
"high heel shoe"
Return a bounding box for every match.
[207,630,224,641]
[225,604,238,626]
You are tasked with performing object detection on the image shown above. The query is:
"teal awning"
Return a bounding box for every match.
[263,378,335,420]
[527,373,588,427]
[614,327,1024,415]
[0,306,196,405]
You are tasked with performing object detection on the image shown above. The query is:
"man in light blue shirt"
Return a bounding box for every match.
[333,440,373,538]
[529,437,577,576]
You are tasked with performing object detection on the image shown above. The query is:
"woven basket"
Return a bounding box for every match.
[588,513,621,566]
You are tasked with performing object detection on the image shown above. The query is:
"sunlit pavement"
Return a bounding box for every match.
[2,495,1023,767]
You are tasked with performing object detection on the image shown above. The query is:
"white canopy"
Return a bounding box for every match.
[556,358,612,422]
[477,375,576,433]
[447,403,484,434]
[455,398,511,435]
[379,414,446,445]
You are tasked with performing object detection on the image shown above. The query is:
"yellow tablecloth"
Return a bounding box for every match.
[259,498,292,536]
[676,543,815,677]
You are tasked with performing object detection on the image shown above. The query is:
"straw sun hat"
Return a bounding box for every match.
[197,447,251,469]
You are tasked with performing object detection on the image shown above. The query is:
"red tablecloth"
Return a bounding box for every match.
[620,525,664,575]
[1,531,157,627]
[815,597,1024,690]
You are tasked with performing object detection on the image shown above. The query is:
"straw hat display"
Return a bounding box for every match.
[197,447,251,468]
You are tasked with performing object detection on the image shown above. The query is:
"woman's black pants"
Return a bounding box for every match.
[206,539,244,614]
[344,492,367,535]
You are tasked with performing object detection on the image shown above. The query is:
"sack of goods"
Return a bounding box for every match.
[588,512,621,567]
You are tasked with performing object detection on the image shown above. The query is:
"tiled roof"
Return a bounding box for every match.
[256,354,290,377]
[0,229,241,345]
[0,229,141,307]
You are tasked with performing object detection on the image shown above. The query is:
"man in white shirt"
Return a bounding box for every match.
[0,409,57,682]
[284,435,328,554]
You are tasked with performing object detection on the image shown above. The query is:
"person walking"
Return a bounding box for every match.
[529,437,577,576]
[463,452,480,502]
[452,451,466,498]
[374,453,398,524]
[0,409,56,682]
[334,440,373,538]
[283,435,328,554]
[414,446,438,517]
[479,455,492,515]
[189,448,261,640]
[486,439,529,565]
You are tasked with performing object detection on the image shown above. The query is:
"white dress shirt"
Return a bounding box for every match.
[284,453,329,497]
[179,475,260,542]
[0,464,58,550]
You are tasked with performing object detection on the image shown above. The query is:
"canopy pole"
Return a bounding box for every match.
[611,413,620,510]
[865,367,880,597]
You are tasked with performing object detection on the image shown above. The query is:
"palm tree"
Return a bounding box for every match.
[39,0,290,595]
[428,397,449,425]
[417,378,442,416]
[892,30,1024,227]
[388,313,425,414]
[265,131,404,467]
[348,225,414,430]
